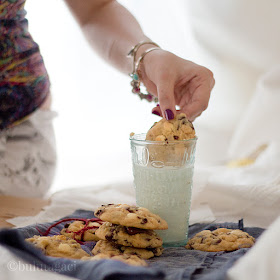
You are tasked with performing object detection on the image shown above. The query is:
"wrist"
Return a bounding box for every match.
[137,48,165,80]
[127,41,160,73]
[127,41,161,103]
[134,43,161,64]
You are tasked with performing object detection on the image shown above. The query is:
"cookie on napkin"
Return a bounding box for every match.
[185,228,255,252]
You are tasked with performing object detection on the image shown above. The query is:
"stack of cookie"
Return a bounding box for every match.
[92,203,168,261]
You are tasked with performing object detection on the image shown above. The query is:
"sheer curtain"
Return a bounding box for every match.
[25,0,193,192]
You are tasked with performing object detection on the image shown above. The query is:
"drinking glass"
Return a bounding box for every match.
[130,133,197,247]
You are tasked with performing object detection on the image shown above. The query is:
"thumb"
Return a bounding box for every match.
[157,81,176,120]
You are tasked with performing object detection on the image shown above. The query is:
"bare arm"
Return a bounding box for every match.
[64,0,215,121]
[64,0,153,74]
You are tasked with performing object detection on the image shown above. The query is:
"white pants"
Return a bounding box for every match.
[0,109,57,198]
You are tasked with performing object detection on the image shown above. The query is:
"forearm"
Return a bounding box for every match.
[65,0,155,74]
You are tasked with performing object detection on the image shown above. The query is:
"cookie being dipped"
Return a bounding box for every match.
[144,113,196,164]
[146,113,195,142]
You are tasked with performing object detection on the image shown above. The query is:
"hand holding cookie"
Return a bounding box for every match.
[138,50,214,122]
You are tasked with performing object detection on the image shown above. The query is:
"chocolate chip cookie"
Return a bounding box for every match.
[94,204,168,230]
[60,220,102,242]
[95,222,163,248]
[146,113,195,142]
[92,240,163,259]
[144,113,196,165]
[26,235,90,259]
[185,228,255,252]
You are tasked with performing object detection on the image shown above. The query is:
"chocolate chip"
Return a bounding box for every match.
[212,239,222,245]
[105,235,113,241]
[112,243,120,249]
[126,227,147,235]
[95,210,103,216]
[125,207,134,213]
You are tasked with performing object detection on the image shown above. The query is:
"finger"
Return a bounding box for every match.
[157,81,176,120]
[152,106,183,118]
[181,83,211,121]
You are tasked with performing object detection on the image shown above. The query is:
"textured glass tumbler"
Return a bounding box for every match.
[130,133,197,247]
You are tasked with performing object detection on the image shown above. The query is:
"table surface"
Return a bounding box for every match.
[0,195,49,228]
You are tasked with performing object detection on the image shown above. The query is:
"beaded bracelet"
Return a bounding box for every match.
[127,41,160,102]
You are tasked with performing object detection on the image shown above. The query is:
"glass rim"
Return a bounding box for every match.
[129,133,197,144]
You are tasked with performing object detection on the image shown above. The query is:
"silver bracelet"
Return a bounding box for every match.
[127,42,160,102]
[135,47,161,73]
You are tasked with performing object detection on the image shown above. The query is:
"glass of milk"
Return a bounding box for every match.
[130,133,197,247]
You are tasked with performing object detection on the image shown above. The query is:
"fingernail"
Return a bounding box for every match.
[156,104,160,107]
[164,109,174,120]
[152,110,161,116]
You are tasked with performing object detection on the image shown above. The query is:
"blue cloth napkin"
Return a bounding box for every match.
[0,210,265,280]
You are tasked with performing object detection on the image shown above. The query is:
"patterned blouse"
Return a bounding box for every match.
[0,0,50,130]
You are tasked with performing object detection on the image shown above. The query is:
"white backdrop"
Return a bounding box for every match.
[25,0,194,192]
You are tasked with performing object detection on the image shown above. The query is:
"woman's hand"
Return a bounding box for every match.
[138,49,215,121]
